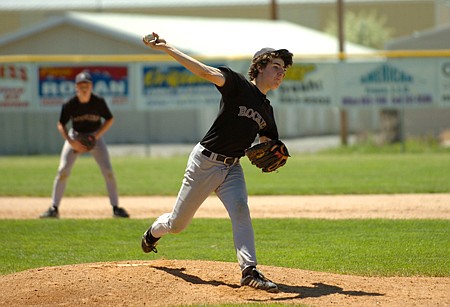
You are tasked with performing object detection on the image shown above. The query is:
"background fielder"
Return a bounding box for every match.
[40,71,129,219]
[141,33,293,292]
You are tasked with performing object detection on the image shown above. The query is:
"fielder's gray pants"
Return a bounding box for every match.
[150,143,257,271]
[51,130,118,208]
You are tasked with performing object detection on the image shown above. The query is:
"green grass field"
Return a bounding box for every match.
[1,152,449,196]
[1,219,449,277]
[0,142,449,278]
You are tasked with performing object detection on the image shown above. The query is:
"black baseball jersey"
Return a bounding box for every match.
[59,93,113,134]
[200,66,279,157]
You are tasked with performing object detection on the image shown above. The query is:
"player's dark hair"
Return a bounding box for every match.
[248,50,293,81]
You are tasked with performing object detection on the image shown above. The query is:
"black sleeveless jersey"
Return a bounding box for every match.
[200,67,279,157]
[59,93,113,134]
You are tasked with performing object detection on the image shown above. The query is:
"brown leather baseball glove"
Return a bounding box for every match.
[77,134,96,151]
[245,140,290,173]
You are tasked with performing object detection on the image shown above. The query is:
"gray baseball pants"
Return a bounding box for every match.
[51,129,118,208]
[150,142,257,270]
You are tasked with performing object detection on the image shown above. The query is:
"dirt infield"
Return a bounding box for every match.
[2,194,450,220]
[1,195,450,306]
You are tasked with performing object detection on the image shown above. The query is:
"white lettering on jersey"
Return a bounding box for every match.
[238,106,267,129]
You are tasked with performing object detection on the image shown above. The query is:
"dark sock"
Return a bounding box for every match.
[242,266,256,277]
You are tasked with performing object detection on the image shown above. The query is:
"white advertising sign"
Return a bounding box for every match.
[336,59,439,108]
[0,63,33,110]
[275,62,337,107]
[139,62,221,109]
[438,59,450,107]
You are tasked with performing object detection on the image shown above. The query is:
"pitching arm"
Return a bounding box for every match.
[142,32,225,87]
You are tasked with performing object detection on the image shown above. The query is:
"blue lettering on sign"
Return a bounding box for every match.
[40,81,74,97]
[342,95,432,106]
[40,80,128,97]
[361,64,413,83]
[442,63,450,77]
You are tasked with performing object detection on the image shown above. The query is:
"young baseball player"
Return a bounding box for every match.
[40,71,129,219]
[141,33,293,292]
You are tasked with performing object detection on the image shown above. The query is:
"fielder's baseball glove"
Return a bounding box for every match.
[77,134,96,151]
[245,140,290,173]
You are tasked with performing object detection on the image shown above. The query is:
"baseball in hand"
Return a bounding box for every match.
[143,33,155,44]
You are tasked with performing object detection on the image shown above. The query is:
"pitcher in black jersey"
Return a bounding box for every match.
[141,33,293,292]
[40,71,129,219]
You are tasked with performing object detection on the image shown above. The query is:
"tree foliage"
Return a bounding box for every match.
[324,10,394,49]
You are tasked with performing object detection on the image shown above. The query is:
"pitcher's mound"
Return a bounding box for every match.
[1,259,449,306]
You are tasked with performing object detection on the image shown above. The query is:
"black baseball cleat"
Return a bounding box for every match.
[240,266,279,293]
[141,229,160,253]
[40,206,59,219]
[113,206,130,218]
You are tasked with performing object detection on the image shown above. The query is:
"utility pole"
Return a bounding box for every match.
[337,0,348,145]
[271,0,278,20]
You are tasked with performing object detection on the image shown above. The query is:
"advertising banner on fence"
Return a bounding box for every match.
[438,59,450,107]
[139,63,221,109]
[38,65,129,109]
[3,58,449,113]
[275,62,337,107]
[336,59,438,108]
[0,63,32,110]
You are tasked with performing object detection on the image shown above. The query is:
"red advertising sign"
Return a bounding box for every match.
[38,66,129,108]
